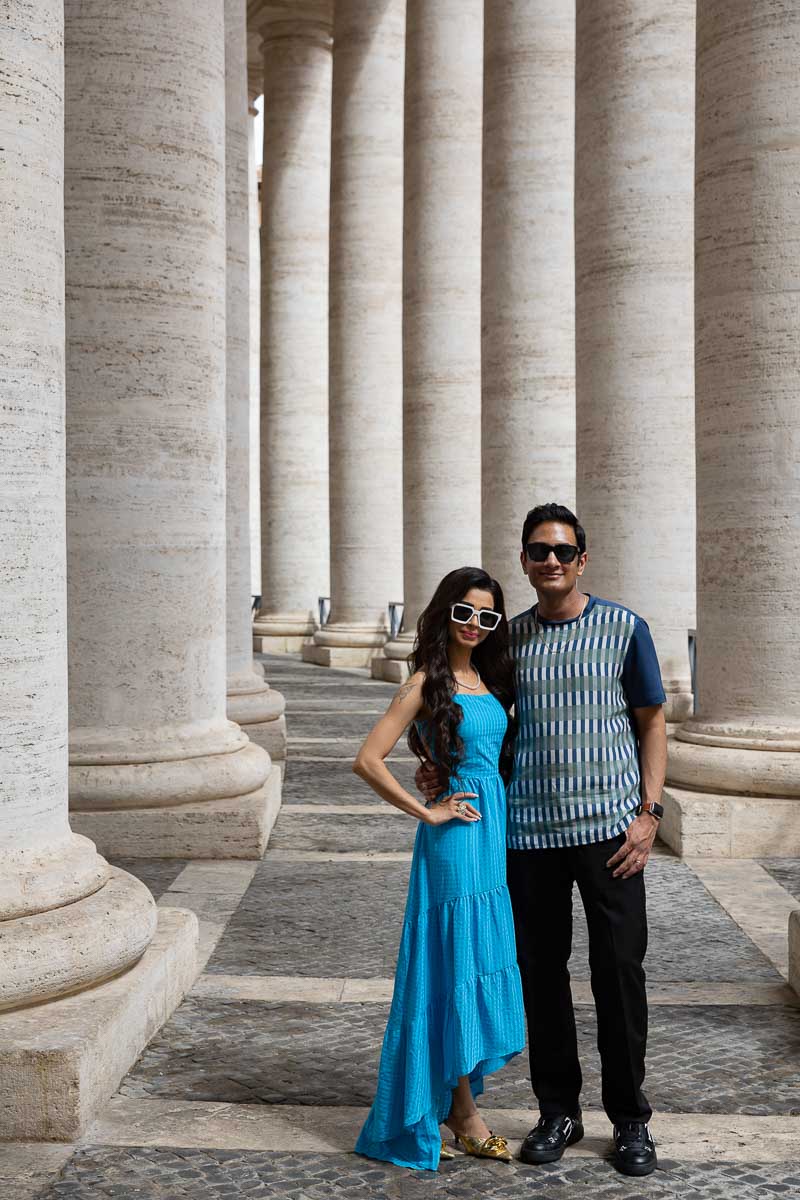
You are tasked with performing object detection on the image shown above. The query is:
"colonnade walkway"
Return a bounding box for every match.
[8,657,800,1199]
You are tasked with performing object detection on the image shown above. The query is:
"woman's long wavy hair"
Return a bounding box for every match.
[406,567,517,785]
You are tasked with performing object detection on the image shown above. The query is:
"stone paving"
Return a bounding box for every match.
[268,808,418,852]
[25,655,800,1198]
[38,1145,800,1199]
[203,853,782,983]
[761,860,800,904]
[120,995,800,1115]
[109,858,189,901]
[281,758,419,804]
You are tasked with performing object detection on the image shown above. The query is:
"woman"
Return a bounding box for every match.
[353,567,526,1172]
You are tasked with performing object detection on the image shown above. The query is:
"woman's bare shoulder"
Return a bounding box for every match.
[394,669,425,705]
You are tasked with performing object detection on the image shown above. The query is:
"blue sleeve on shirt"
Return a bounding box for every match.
[621,617,666,708]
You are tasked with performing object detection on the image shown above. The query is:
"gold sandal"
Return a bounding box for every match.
[455,1132,512,1163]
[440,1139,456,1161]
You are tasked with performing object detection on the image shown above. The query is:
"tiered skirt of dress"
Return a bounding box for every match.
[355,693,526,1171]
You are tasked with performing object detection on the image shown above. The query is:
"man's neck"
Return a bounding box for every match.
[535,587,586,622]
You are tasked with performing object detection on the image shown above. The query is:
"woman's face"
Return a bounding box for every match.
[448,587,498,652]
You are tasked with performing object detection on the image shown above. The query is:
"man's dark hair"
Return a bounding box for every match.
[521,503,586,555]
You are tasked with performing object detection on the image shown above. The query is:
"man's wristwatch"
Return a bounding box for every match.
[637,800,664,821]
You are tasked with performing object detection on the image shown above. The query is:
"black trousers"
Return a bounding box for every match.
[506,835,651,1125]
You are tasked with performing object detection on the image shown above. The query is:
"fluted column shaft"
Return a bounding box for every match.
[0,0,154,1011]
[253,9,332,653]
[482,1,576,616]
[378,0,483,679]
[575,0,696,722]
[667,0,800,812]
[305,0,404,669]
[225,0,286,757]
[65,0,271,855]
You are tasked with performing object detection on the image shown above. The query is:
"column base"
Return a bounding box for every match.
[227,675,287,762]
[235,714,287,760]
[1,869,157,1013]
[660,784,800,858]
[371,656,409,683]
[663,687,694,725]
[371,634,413,681]
[70,771,282,859]
[789,911,800,999]
[302,643,382,668]
[253,633,311,654]
[0,905,197,1140]
[252,613,315,655]
[303,622,388,669]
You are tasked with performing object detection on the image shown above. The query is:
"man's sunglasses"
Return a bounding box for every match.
[525,541,581,564]
[450,603,502,631]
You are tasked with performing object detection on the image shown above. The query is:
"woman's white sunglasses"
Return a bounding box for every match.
[450,603,502,631]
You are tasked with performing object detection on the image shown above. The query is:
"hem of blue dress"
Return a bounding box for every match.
[354,958,525,1172]
[354,1045,522,1173]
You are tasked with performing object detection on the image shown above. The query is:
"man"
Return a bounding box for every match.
[418,503,667,1177]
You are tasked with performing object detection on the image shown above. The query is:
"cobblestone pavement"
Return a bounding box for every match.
[109,858,189,901]
[121,996,800,1115]
[203,853,781,983]
[268,808,419,853]
[288,712,390,737]
[281,758,419,804]
[204,858,412,977]
[760,860,800,903]
[36,1146,800,1199]
[30,655,800,1199]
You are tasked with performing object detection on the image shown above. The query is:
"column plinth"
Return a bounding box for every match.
[256,7,332,654]
[371,634,414,683]
[662,0,800,857]
[65,0,272,859]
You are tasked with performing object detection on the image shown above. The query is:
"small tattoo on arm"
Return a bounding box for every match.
[395,681,415,703]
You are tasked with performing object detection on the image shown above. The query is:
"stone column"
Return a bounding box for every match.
[375,0,484,682]
[574,0,696,722]
[481,1,576,617]
[248,102,262,602]
[225,0,286,767]
[303,0,404,670]
[252,5,332,654]
[0,0,194,1139]
[65,0,275,859]
[664,0,800,857]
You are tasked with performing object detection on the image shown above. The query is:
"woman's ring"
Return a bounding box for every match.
[455,801,467,816]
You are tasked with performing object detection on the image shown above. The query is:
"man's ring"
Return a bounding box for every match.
[455,801,467,816]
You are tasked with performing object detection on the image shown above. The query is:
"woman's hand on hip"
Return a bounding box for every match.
[424,792,481,825]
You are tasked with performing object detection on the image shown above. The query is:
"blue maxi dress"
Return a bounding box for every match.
[355,692,526,1171]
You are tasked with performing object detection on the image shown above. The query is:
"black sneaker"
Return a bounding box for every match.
[519,1114,584,1164]
[613,1121,657,1176]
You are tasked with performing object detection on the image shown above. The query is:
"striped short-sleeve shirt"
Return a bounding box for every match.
[507,595,666,849]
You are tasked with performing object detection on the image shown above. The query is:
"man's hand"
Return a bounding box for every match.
[606,814,659,879]
[415,760,448,803]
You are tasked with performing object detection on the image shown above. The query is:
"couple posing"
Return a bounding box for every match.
[352,503,667,1177]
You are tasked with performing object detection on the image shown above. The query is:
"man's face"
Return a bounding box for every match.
[519,521,587,599]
